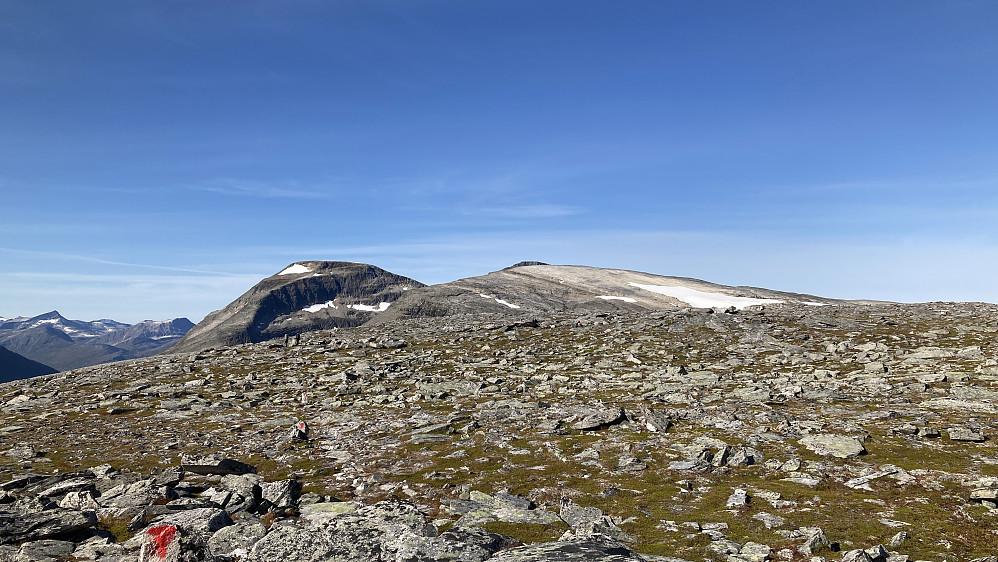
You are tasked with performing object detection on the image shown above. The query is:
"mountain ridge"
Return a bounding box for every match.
[0,343,57,382]
[0,311,193,372]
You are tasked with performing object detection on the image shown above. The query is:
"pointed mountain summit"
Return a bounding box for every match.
[169,261,424,353]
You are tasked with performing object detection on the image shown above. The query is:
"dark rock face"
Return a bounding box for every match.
[170,261,424,353]
[0,345,57,383]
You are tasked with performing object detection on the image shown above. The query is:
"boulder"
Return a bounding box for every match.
[799,434,866,458]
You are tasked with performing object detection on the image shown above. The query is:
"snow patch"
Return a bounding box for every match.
[278,264,311,276]
[480,293,521,309]
[347,302,391,312]
[303,301,337,313]
[802,301,830,307]
[628,283,783,309]
[597,296,637,303]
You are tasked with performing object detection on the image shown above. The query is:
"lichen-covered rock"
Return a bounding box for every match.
[207,520,268,559]
[248,499,438,562]
[798,434,866,458]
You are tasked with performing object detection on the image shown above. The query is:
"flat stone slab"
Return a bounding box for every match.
[799,434,866,458]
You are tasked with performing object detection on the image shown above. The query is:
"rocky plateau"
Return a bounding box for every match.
[1,263,997,561]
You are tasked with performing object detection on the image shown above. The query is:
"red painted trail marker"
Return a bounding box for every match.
[147,525,177,559]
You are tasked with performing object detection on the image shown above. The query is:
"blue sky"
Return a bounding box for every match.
[2,1,998,323]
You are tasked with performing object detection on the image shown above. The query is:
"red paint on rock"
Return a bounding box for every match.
[147,525,177,558]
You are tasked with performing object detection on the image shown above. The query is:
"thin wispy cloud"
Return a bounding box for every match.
[189,180,332,199]
[464,204,584,219]
[0,247,237,276]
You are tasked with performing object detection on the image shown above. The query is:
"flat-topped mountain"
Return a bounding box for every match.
[169,261,424,353]
[370,263,837,325]
[0,311,193,372]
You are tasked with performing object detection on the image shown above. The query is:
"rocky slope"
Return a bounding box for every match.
[370,263,837,326]
[0,312,192,372]
[170,261,424,354]
[0,344,57,383]
[3,299,998,560]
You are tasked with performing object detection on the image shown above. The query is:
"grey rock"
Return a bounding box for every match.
[12,539,75,562]
[0,509,94,545]
[5,444,36,460]
[569,403,626,431]
[248,499,438,562]
[797,527,831,555]
[752,512,785,529]
[208,520,268,558]
[147,507,234,534]
[970,488,998,502]
[298,502,358,526]
[489,534,647,561]
[560,497,634,542]
[799,434,866,458]
[726,488,749,507]
[97,478,163,508]
[840,549,874,562]
[738,541,773,561]
[948,427,986,442]
[261,479,302,510]
[886,531,908,548]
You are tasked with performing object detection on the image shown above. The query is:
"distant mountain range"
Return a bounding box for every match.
[2,261,853,374]
[172,260,841,354]
[0,311,193,373]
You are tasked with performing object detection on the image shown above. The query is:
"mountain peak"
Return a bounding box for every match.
[170,261,425,354]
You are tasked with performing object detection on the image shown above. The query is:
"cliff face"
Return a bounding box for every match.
[170,261,424,353]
